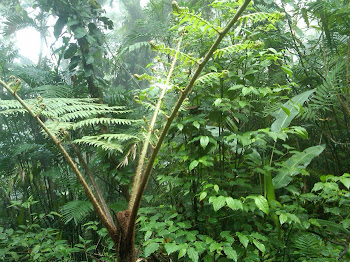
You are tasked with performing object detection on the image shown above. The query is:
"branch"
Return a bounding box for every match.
[127,0,252,243]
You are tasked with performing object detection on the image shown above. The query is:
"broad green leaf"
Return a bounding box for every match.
[339,174,350,189]
[242,86,253,96]
[214,98,222,107]
[286,213,301,224]
[279,213,287,225]
[177,123,184,131]
[220,231,235,242]
[281,106,290,116]
[228,84,244,91]
[249,195,269,214]
[144,242,159,257]
[236,232,249,248]
[206,236,214,244]
[144,231,152,241]
[164,243,180,255]
[214,184,219,193]
[199,192,207,201]
[31,245,40,254]
[193,241,206,254]
[223,247,238,261]
[301,8,309,27]
[253,239,265,253]
[341,219,350,229]
[178,248,187,259]
[54,16,68,39]
[312,182,324,192]
[271,89,316,132]
[187,247,199,262]
[64,44,78,59]
[226,197,243,210]
[200,136,210,149]
[189,160,199,171]
[212,196,226,212]
[273,145,325,189]
[186,231,197,242]
[209,242,222,252]
[73,27,87,39]
[193,121,200,129]
[281,65,293,77]
[86,55,94,65]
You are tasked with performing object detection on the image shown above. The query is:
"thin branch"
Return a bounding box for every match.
[127,0,252,243]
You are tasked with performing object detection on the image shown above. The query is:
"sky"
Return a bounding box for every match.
[16,28,42,63]
[14,0,150,64]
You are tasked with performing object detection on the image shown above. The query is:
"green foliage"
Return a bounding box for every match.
[1,0,350,261]
[0,222,77,261]
[60,200,93,225]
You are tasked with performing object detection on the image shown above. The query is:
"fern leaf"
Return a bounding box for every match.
[72,118,139,130]
[214,40,264,59]
[195,71,228,86]
[74,136,124,153]
[239,12,285,26]
[60,200,93,225]
[150,42,200,65]
[172,3,222,36]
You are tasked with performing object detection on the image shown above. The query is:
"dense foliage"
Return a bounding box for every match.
[0,0,350,261]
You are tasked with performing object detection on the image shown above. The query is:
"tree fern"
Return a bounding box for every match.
[0,96,139,154]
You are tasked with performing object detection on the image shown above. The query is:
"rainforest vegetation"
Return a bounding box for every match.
[0,0,350,261]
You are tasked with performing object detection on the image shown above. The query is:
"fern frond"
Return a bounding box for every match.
[72,118,139,130]
[310,61,345,110]
[134,73,166,85]
[60,200,93,225]
[30,85,73,98]
[124,41,150,54]
[299,106,318,121]
[0,98,127,119]
[150,42,200,65]
[214,40,264,59]
[195,71,228,86]
[0,108,27,115]
[73,136,125,153]
[291,232,323,258]
[3,14,36,36]
[239,12,285,26]
[172,2,222,36]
